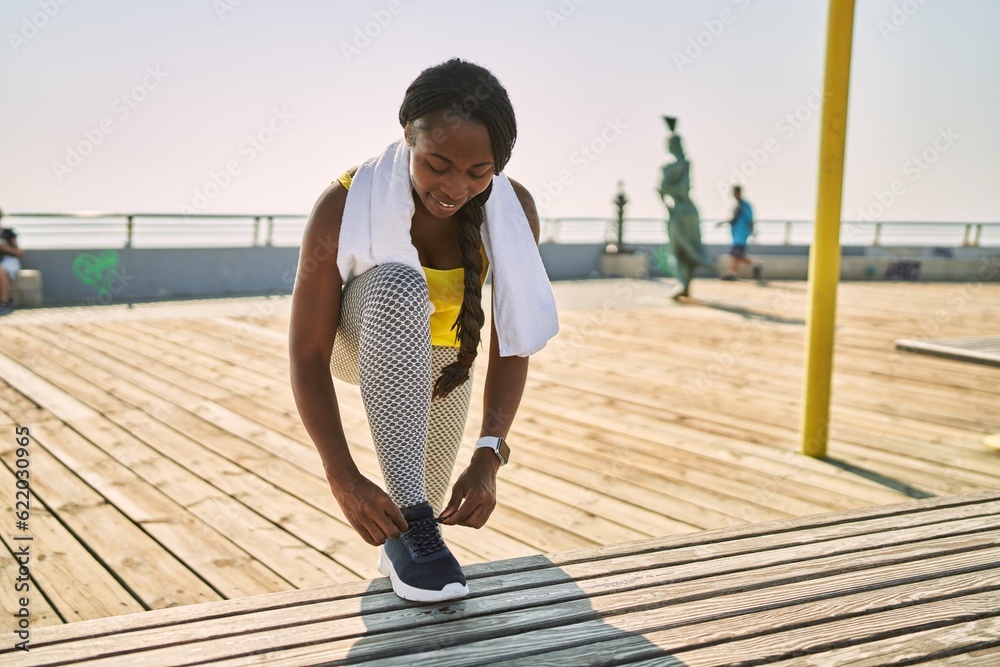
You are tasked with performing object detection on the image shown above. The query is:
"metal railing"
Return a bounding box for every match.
[4,212,307,249]
[3,212,998,249]
[539,217,999,248]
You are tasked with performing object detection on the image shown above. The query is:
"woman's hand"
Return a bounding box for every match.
[439,448,500,528]
[329,473,408,546]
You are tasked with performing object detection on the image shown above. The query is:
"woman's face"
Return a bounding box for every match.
[406,115,495,219]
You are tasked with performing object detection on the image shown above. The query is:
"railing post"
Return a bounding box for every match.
[784,221,793,245]
[544,218,560,244]
[973,223,982,247]
[873,222,882,246]
[125,215,133,248]
[961,223,971,247]
[266,216,274,247]
[253,216,260,247]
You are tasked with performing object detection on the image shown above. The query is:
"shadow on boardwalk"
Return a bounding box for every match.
[343,556,677,665]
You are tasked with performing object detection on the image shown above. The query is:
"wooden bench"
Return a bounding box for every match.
[11,268,43,307]
[8,491,999,665]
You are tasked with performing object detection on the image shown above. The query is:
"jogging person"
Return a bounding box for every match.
[717,185,762,280]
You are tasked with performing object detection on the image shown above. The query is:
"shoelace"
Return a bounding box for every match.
[403,517,447,558]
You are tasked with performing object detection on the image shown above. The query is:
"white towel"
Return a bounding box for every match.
[338,138,559,357]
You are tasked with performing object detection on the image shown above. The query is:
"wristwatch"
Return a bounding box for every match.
[475,436,510,465]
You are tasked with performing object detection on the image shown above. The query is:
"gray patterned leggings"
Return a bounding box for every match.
[330,263,474,513]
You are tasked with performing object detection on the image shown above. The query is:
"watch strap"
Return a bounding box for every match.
[475,436,509,464]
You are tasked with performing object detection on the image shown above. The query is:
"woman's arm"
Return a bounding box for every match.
[478,177,539,444]
[289,179,407,546]
[439,178,540,527]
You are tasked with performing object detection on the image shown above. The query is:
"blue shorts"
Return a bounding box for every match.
[729,244,748,259]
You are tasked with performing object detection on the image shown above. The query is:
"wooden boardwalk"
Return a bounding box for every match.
[1,279,998,631]
[8,492,1000,665]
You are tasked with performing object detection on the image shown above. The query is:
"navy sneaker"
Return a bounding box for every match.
[377,501,468,602]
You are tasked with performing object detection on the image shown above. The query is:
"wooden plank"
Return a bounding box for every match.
[762,617,1000,666]
[0,351,98,422]
[656,593,999,667]
[0,280,996,639]
[26,419,291,602]
[52,323,232,401]
[523,406,884,514]
[65,413,360,591]
[520,398,908,506]
[0,540,64,633]
[122,319,289,382]
[9,318,354,586]
[0,328,130,414]
[19,324,531,570]
[929,647,1000,665]
[14,507,999,664]
[63,537,999,666]
[98,320,287,394]
[214,391,626,555]
[100,408,372,580]
[896,337,1000,367]
[568,307,1000,428]
[18,493,1000,648]
[546,331,1000,449]
[0,385,51,427]
[0,459,146,625]
[374,584,1000,667]
[529,387,902,506]
[529,370,998,495]
[544,334,1000,449]
[0,420,221,612]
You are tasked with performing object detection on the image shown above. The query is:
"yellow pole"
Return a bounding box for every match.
[801,0,856,458]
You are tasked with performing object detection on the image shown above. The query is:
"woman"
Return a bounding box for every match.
[289,59,557,603]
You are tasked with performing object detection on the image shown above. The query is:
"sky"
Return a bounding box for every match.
[2,0,998,226]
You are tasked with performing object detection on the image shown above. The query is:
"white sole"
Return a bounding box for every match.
[378,547,469,603]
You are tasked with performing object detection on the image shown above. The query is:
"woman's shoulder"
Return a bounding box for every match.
[309,164,362,239]
[332,165,362,191]
[505,177,540,244]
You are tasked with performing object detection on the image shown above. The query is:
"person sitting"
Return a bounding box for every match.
[0,210,25,316]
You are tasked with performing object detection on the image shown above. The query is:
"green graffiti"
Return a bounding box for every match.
[72,250,120,296]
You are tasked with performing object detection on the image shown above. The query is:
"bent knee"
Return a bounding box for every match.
[365,263,429,306]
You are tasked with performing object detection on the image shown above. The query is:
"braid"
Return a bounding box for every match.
[399,59,517,400]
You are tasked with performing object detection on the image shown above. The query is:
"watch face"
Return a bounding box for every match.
[498,438,510,464]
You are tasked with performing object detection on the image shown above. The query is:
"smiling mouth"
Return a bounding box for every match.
[432,195,459,209]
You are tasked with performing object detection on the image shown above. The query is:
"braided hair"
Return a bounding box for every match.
[399,59,517,400]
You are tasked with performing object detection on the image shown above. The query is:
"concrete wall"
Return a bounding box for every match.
[13,243,1000,307]
[713,246,1000,281]
[18,247,301,305]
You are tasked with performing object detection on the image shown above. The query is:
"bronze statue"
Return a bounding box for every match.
[657,116,712,299]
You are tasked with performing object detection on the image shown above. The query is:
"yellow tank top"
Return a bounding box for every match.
[336,171,489,348]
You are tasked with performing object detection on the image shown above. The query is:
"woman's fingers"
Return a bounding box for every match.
[444,491,495,528]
